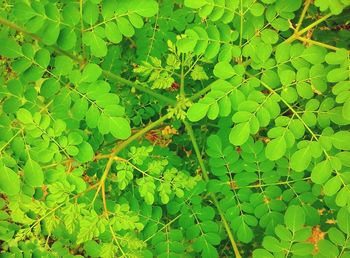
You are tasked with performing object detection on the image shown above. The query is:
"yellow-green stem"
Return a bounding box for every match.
[295,0,312,32]
[183,121,242,258]
[284,13,332,44]
[94,114,171,214]
[180,54,185,96]
[297,36,346,52]
[298,13,332,35]
[102,71,177,106]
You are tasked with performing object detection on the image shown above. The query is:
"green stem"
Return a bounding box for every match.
[183,121,209,180]
[296,36,346,52]
[183,121,242,258]
[189,83,212,101]
[295,0,312,32]
[239,0,244,48]
[284,13,332,44]
[180,54,185,96]
[0,16,40,40]
[114,114,170,154]
[93,114,171,212]
[102,71,177,106]
[298,13,332,35]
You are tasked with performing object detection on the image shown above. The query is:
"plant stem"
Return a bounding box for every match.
[189,83,212,101]
[284,13,332,44]
[113,114,170,154]
[296,36,345,51]
[0,16,40,40]
[183,121,209,181]
[298,13,332,35]
[180,54,185,96]
[295,0,312,32]
[109,224,126,257]
[94,114,171,214]
[102,70,177,106]
[183,121,242,258]
[239,0,244,48]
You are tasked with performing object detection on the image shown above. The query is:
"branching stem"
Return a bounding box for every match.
[296,36,347,52]
[183,121,242,258]
[295,0,312,32]
[284,13,332,44]
[93,114,170,214]
[102,70,177,106]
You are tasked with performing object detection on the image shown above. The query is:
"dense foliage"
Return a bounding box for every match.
[0,0,349,257]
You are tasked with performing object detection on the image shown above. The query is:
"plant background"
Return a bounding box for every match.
[0,0,350,257]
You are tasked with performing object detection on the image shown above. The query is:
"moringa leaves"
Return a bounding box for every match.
[0,165,20,196]
[24,160,44,187]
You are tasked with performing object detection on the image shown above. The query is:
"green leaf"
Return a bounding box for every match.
[331,131,350,150]
[263,236,283,252]
[311,159,332,184]
[75,142,94,163]
[187,103,209,122]
[302,45,327,64]
[250,3,265,16]
[284,205,305,232]
[83,2,99,25]
[86,105,100,128]
[82,64,102,83]
[84,240,102,257]
[265,136,286,161]
[275,225,292,241]
[0,165,20,196]
[343,98,350,120]
[275,0,302,12]
[83,32,108,57]
[54,56,74,75]
[253,249,274,258]
[133,0,159,17]
[117,17,135,37]
[109,117,131,140]
[337,208,350,235]
[213,61,235,79]
[68,132,84,145]
[229,122,250,146]
[237,222,254,243]
[24,160,44,187]
[323,176,342,196]
[3,97,21,114]
[327,68,349,83]
[275,43,291,63]
[325,49,348,64]
[42,22,60,45]
[105,22,122,43]
[176,29,198,53]
[291,243,313,255]
[317,240,339,257]
[0,38,22,58]
[184,0,206,8]
[290,146,311,172]
[16,108,33,124]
